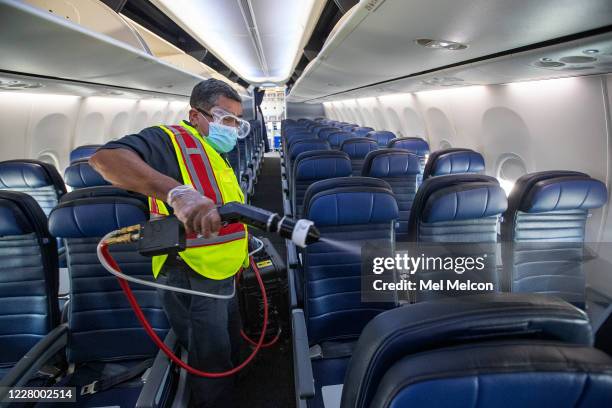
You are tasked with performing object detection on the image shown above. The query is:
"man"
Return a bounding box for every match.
[90,79,250,408]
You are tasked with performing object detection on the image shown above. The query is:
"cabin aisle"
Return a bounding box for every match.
[236,151,294,408]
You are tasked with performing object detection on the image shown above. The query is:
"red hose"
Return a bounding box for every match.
[101,243,268,378]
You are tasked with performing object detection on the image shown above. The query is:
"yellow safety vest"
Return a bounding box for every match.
[148,121,249,280]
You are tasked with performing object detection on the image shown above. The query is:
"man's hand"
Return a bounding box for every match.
[167,185,222,238]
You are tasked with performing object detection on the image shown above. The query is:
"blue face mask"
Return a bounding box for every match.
[205,122,238,153]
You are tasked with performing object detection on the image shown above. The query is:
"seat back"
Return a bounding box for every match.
[315,126,340,138]
[303,178,398,344]
[367,131,396,147]
[422,148,484,179]
[0,160,66,216]
[352,127,374,137]
[362,149,421,241]
[48,187,169,363]
[291,151,352,217]
[64,159,110,189]
[387,137,430,171]
[70,144,102,163]
[328,131,357,149]
[340,124,358,132]
[288,139,331,171]
[500,171,608,305]
[341,293,599,408]
[0,191,59,370]
[340,138,379,175]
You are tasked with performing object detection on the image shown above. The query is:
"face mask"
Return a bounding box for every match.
[205,122,238,153]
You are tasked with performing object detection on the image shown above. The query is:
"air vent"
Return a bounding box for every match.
[416,38,468,50]
[559,56,597,63]
[534,61,566,68]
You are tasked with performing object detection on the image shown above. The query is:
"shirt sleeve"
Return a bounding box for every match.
[99,126,181,182]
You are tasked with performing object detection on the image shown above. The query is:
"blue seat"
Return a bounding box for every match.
[0,160,66,217]
[302,178,398,345]
[43,187,171,405]
[351,127,374,137]
[291,151,352,217]
[408,174,507,301]
[362,149,421,241]
[70,145,102,163]
[340,124,358,132]
[0,191,59,378]
[64,159,110,189]
[422,147,484,179]
[340,138,378,175]
[367,131,396,147]
[328,132,357,150]
[288,139,331,174]
[387,137,430,171]
[501,171,608,307]
[339,293,609,408]
[315,126,339,138]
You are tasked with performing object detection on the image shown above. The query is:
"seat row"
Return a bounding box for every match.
[284,118,612,408]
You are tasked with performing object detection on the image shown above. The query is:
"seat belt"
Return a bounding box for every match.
[80,358,154,396]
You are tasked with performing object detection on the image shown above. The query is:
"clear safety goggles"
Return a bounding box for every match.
[197,106,251,139]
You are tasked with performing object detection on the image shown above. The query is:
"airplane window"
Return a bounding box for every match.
[37,151,59,169]
[497,153,527,195]
[439,139,452,149]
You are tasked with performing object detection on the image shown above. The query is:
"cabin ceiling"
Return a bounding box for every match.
[289,0,612,102]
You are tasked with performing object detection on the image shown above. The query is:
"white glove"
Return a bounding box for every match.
[167,185,221,237]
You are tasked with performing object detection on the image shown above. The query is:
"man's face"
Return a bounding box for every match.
[189,95,243,136]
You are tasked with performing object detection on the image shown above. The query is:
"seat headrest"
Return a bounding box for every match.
[328,131,356,146]
[367,131,396,146]
[362,149,421,177]
[303,177,391,211]
[340,138,378,158]
[287,132,314,146]
[341,293,593,408]
[388,137,430,155]
[49,189,148,238]
[70,144,101,163]
[426,148,485,177]
[0,160,53,188]
[316,127,340,138]
[305,179,398,226]
[423,182,507,222]
[289,139,330,159]
[340,125,357,132]
[64,160,110,188]
[294,151,352,181]
[520,176,608,213]
[352,127,375,137]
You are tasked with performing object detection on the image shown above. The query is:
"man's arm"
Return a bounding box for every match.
[90,148,221,237]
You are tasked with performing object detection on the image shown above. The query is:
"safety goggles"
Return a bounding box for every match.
[197,106,251,139]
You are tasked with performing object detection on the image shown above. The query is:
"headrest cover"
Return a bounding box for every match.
[0,161,51,188]
[388,137,430,156]
[423,183,507,223]
[521,177,608,213]
[364,150,421,177]
[341,138,378,158]
[431,150,485,176]
[307,188,398,226]
[289,140,330,159]
[49,196,147,238]
[64,161,110,188]
[0,201,31,236]
[70,144,101,163]
[368,131,396,146]
[294,151,352,181]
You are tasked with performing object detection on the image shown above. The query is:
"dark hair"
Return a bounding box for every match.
[190,78,241,111]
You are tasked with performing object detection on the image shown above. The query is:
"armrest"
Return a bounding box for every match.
[283,198,292,217]
[0,324,68,391]
[286,240,299,269]
[136,330,178,408]
[282,179,289,194]
[292,309,315,400]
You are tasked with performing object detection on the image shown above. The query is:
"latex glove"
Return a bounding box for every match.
[167,185,221,238]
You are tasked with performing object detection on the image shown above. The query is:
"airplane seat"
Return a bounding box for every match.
[340,138,378,175]
[407,174,507,301]
[64,159,110,189]
[362,149,421,241]
[69,144,102,163]
[500,171,608,307]
[318,127,342,142]
[226,142,242,180]
[340,124,358,132]
[299,178,398,408]
[351,127,374,137]
[0,159,66,217]
[291,151,352,217]
[422,147,484,179]
[288,139,331,177]
[367,131,396,148]
[44,187,171,405]
[338,293,609,408]
[238,137,254,199]
[387,137,430,172]
[328,132,357,150]
[0,191,59,378]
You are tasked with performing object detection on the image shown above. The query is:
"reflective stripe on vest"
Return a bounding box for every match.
[148,122,248,280]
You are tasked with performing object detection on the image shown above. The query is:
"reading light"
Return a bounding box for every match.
[416,38,468,50]
[583,49,599,54]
